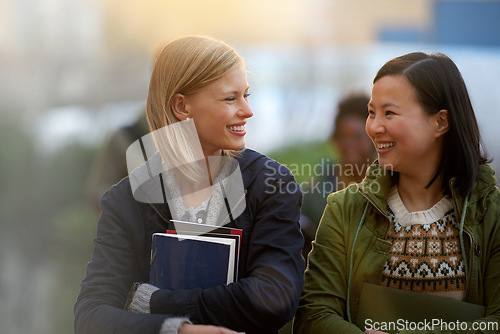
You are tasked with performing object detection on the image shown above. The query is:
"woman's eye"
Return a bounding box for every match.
[385,110,394,116]
[368,110,375,116]
[225,93,250,102]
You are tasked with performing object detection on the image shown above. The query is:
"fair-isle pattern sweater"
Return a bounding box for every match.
[380,187,466,301]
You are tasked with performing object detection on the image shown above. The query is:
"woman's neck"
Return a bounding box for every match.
[397,173,446,212]
[178,154,224,209]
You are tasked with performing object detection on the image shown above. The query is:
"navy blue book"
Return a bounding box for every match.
[150,233,236,290]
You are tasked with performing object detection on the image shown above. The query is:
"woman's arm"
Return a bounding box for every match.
[74,184,171,334]
[293,193,363,334]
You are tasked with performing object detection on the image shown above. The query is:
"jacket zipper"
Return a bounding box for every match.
[450,185,472,301]
[359,190,388,218]
[464,228,473,300]
[148,203,169,223]
[362,186,472,299]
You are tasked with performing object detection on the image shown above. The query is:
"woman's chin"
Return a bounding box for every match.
[378,159,396,172]
[226,140,246,151]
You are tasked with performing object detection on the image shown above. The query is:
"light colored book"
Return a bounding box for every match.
[356,282,486,333]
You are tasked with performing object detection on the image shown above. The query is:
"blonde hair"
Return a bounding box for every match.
[146,36,244,181]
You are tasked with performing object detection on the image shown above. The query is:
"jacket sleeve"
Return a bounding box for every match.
[149,163,305,334]
[74,185,171,334]
[293,192,363,334]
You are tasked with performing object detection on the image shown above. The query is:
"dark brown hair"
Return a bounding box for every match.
[374,52,489,196]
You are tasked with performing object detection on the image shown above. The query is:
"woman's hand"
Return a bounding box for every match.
[179,323,245,334]
[364,330,390,334]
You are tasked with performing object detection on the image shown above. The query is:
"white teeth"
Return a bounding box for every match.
[377,142,395,149]
[228,125,244,131]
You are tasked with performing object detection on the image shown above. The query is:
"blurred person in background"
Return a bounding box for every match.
[75,36,304,334]
[86,114,149,211]
[294,52,500,333]
[300,93,375,257]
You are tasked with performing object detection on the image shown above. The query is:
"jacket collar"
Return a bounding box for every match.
[359,161,498,225]
[235,148,267,189]
[358,161,393,217]
[450,163,498,226]
[139,147,267,226]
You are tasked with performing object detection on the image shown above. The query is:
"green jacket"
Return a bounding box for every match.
[294,162,500,333]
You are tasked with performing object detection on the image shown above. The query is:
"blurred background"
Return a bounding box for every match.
[1,0,499,333]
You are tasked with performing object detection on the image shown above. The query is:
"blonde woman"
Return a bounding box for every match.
[74,36,304,334]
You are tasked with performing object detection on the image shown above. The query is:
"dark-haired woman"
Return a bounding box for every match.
[293,52,500,333]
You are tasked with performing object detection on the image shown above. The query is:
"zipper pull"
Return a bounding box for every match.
[474,244,481,257]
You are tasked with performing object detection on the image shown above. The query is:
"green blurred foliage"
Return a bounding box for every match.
[0,114,99,333]
[268,140,338,185]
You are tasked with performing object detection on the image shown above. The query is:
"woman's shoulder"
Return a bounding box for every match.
[471,164,500,214]
[99,176,136,208]
[238,148,295,180]
[326,182,364,205]
[475,164,499,195]
[238,148,270,167]
[238,148,301,201]
[325,177,388,220]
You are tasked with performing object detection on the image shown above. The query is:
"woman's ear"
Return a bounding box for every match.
[171,93,190,121]
[435,109,449,136]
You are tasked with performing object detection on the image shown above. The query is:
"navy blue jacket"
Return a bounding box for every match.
[74,149,305,334]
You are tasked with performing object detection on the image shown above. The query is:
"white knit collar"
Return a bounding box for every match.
[164,159,232,226]
[387,186,453,226]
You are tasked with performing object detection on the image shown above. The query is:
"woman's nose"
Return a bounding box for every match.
[239,100,253,119]
[366,116,384,136]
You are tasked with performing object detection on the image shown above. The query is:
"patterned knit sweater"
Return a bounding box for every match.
[380,187,465,301]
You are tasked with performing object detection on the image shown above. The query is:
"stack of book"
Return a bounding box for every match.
[150,220,243,290]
